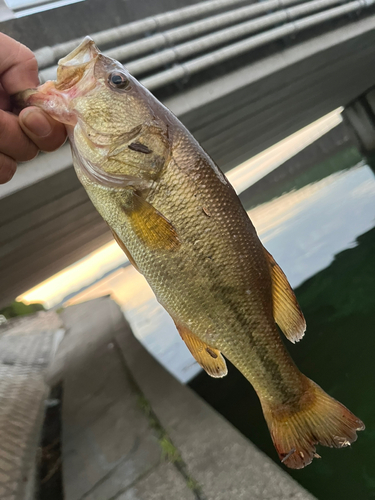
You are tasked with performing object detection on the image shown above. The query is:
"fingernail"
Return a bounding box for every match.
[21,108,52,137]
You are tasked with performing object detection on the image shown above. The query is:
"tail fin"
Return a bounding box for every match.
[261,378,365,469]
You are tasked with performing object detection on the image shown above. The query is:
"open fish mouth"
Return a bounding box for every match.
[12,37,100,124]
[59,36,98,67]
[55,37,99,91]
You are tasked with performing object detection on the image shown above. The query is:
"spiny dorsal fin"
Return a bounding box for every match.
[126,193,180,251]
[175,323,227,378]
[111,228,141,273]
[263,247,306,343]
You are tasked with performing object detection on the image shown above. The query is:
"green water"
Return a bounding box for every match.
[189,148,375,499]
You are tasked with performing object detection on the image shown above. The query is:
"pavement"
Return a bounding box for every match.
[52,297,316,500]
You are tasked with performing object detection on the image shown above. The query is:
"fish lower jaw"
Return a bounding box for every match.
[27,82,77,126]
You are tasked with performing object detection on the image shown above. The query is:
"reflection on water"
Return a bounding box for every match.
[250,164,375,288]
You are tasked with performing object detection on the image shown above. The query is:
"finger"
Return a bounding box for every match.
[0,84,11,111]
[0,153,17,184]
[0,109,38,162]
[20,107,67,152]
[0,33,39,94]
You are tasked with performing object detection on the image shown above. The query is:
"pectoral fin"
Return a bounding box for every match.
[125,193,180,251]
[110,228,140,273]
[175,323,227,378]
[264,247,306,343]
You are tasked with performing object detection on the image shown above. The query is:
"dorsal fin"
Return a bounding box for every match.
[175,323,227,378]
[263,247,306,343]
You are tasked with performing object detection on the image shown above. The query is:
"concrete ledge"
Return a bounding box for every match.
[58,297,194,500]
[58,297,315,500]
[115,307,315,500]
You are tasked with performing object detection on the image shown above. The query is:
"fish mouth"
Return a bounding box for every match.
[55,36,99,91]
[59,36,99,67]
[13,37,99,124]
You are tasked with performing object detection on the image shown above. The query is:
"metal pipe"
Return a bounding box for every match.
[38,0,373,86]
[142,0,374,90]
[105,0,305,63]
[34,0,254,68]
[126,0,349,76]
[38,0,360,83]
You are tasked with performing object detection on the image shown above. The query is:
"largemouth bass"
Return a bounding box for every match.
[16,37,364,469]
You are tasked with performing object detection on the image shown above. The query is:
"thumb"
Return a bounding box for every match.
[19,107,67,152]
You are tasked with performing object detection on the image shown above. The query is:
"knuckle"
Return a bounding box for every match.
[20,43,38,73]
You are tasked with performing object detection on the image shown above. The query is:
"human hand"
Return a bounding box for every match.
[0,33,66,184]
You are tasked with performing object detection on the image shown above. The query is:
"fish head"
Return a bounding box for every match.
[16,37,172,189]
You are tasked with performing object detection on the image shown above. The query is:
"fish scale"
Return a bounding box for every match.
[15,36,364,470]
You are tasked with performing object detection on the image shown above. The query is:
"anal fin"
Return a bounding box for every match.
[175,323,227,378]
[263,247,306,343]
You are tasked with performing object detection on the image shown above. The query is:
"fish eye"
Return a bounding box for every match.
[108,72,129,90]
